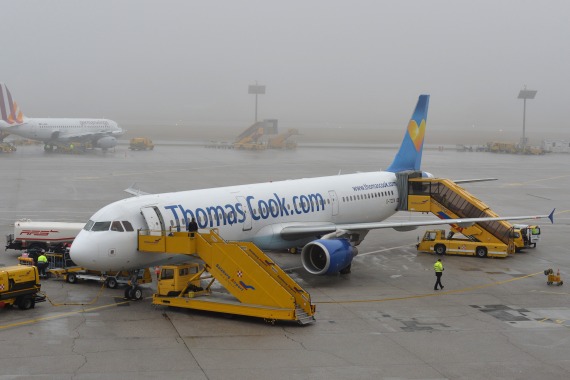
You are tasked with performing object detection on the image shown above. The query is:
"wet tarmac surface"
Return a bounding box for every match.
[1,144,569,379]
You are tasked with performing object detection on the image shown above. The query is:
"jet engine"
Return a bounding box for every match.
[301,239,357,275]
[95,136,117,149]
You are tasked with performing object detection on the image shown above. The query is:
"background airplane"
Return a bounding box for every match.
[70,95,552,276]
[0,83,123,151]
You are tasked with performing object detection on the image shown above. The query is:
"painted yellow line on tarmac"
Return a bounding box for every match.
[0,298,135,331]
[315,271,544,304]
[501,174,570,187]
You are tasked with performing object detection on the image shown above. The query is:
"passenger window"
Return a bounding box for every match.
[92,221,111,231]
[111,221,124,232]
[122,221,134,232]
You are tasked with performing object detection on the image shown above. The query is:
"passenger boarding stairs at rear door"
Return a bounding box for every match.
[406,178,515,250]
[138,229,315,324]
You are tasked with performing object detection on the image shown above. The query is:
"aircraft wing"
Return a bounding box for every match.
[61,131,116,141]
[124,185,151,196]
[280,209,555,241]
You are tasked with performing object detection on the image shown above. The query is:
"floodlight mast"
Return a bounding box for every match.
[248,83,266,123]
[517,86,537,152]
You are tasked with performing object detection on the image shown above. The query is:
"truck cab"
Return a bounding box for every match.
[512,224,540,249]
[157,264,202,297]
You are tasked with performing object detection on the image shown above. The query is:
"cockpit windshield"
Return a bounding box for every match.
[84,220,135,232]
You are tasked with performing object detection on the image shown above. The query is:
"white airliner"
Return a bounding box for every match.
[70,95,552,275]
[0,83,123,151]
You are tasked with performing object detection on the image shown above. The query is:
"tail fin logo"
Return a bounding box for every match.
[1,83,25,125]
[407,119,426,152]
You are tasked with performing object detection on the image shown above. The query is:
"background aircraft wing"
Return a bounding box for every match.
[280,210,554,240]
[61,131,117,141]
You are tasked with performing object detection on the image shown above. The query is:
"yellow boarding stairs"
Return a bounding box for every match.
[407,178,516,253]
[138,229,315,324]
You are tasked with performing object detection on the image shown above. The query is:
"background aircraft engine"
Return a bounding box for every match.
[95,136,117,149]
[301,239,357,275]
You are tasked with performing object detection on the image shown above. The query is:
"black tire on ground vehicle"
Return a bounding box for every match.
[106,277,118,289]
[434,244,446,255]
[124,287,131,299]
[27,242,46,251]
[476,247,487,258]
[66,272,77,284]
[17,295,35,310]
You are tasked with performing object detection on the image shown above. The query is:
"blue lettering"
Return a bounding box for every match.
[292,196,301,214]
[308,193,324,212]
[207,205,226,227]
[196,208,208,228]
[258,199,269,219]
[300,195,310,213]
[235,203,246,223]
[164,205,179,220]
[268,198,279,218]
[224,204,236,225]
[274,193,289,216]
[176,205,195,226]
[246,196,260,221]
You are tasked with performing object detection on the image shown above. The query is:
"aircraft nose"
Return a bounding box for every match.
[70,231,98,268]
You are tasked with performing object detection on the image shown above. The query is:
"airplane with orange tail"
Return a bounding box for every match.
[0,83,123,151]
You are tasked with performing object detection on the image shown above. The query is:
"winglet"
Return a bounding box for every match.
[386,95,430,173]
[548,208,555,224]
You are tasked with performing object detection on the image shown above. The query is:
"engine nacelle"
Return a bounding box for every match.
[95,136,117,149]
[422,171,434,178]
[301,239,357,275]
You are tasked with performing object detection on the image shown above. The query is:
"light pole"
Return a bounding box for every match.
[248,83,266,123]
[517,86,537,152]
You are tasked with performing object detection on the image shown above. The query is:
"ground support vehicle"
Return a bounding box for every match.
[140,229,315,324]
[0,142,16,153]
[544,269,563,286]
[404,177,550,254]
[49,265,152,291]
[129,137,154,150]
[512,224,541,248]
[0,265,46,310]
[417,229,513,258]
[5,219,84,252]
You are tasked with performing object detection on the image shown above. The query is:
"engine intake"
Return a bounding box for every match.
[301,239,357,275]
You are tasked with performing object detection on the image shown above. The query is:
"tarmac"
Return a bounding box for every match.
[0,143,569,379]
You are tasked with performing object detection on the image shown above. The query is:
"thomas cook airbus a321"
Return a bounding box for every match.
[70,95,553,282]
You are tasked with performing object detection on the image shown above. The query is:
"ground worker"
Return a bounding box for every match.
[37,251,49,279]
[187,217,198,237]
[434,258,444,290]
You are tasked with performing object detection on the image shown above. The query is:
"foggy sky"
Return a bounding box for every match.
[2,0,569,136]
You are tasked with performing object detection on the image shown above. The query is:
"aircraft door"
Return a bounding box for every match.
[140,206,165,236]
[328,190,339,216]
[236,196,252,231]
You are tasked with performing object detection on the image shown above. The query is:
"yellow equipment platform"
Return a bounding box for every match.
[138,229,315,324]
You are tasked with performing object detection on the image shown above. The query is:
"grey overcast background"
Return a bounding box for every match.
[1,0,568,143]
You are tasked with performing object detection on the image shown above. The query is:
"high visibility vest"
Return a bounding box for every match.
[37,255,48,263]
[434,262,443,272]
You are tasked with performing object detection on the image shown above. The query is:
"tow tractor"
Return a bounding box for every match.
[0,265,46,310]
[18,250,151,293]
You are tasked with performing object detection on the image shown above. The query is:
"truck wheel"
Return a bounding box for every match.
[67,273,77,284]
[18,295,34,310]
[106,277,118,289]
[476,247,487,258]
[435,244,446,255]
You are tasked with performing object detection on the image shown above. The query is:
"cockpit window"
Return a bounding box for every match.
[91,221,112,231]
[122,221,134,232]
[84,220,95,231]
[111,221,124,232]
